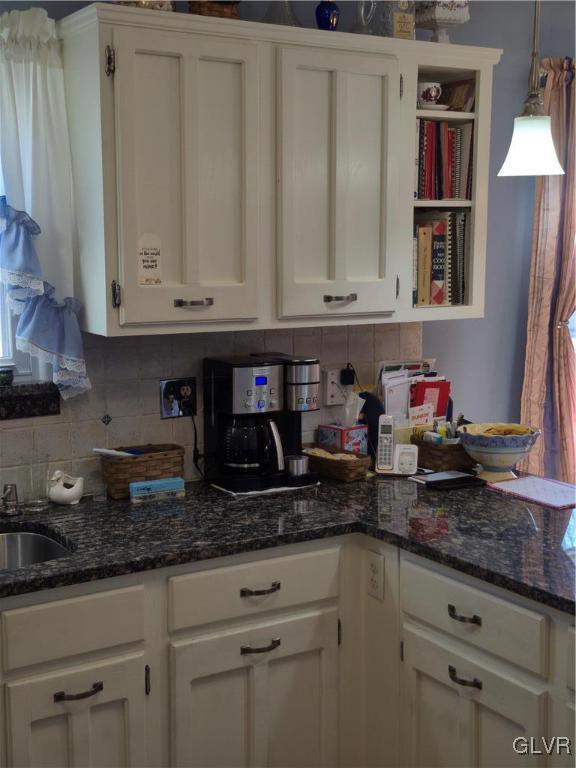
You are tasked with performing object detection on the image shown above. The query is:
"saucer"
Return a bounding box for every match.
[418,103,450,111]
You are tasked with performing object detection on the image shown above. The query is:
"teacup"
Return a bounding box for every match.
[418,81,442,106]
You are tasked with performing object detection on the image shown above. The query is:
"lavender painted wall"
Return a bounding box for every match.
[420,1,575,422]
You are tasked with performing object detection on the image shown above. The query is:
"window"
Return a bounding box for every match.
[569,311,576,351]
[0,285,34,380]
[0,284,14,366]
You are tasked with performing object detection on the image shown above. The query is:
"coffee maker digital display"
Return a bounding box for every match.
[203,356,318,492]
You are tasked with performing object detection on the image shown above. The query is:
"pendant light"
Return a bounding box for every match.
[498,0,564,177]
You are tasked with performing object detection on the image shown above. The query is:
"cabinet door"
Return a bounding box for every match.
[112,27,259,325]
[6,654,147,768]
[171,608,338,767]
[402,627,547,768]
[278,47,400,318]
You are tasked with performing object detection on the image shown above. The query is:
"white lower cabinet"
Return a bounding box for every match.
[170,608,339,768]
[0,541,573,768]
[402,625,548,768]
[5,654,147,768]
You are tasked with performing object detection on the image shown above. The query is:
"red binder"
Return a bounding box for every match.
[410,380,451,418]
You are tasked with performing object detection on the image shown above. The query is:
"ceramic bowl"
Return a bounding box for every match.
[458,423,541,482]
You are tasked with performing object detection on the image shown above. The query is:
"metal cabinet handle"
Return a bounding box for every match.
[448,604,482,626]
[240,638,281,655]
[240,581,281,598]
[323,293,358,303]
[174,298,214,308]
[448,665,482,690]
[54,681,103,703]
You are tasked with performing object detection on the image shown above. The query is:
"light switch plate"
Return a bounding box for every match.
[323,368,346,406]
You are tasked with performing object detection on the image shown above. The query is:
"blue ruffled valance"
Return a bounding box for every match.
[0,196,90,398]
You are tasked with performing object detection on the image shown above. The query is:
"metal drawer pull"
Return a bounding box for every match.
[240,638,281,655]
[323,293,358,303]
[240,581,281,598]
[448,604,482,626]
[174,298,214,308]
[54,681,103,703]
[448,665,482,690]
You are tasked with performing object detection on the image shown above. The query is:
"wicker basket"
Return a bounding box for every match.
[100,444,185,499]
[305,449,370,483]
[410,437,477,472]
[188,1,240,18]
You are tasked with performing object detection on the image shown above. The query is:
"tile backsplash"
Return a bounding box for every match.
[0,323,422,499]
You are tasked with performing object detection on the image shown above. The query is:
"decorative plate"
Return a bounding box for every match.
[418,104,450,110]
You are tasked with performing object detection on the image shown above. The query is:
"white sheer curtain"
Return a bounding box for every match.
[0,8,89,396]
[0,8,76,298]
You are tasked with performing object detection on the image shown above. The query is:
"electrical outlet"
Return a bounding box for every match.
[323,368,346,406]
[159,378,197,419]
[366,550,385,601]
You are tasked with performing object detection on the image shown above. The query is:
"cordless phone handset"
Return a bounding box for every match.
[375,414,395,473]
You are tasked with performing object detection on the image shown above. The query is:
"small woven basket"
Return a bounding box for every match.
[188,1,240,18]
[100,444,185,499]
[410,437,476,472]
[306,449,370,482]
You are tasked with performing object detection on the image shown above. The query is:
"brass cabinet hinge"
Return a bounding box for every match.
[105,45,116,77]
[111,280,122,309]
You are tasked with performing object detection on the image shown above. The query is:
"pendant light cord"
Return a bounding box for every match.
[522,0,545,116]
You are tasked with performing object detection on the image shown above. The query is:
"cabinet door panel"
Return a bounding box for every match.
[6,654,146,768]
[344,71,386,283]
[28,714,70,768]
[410,667,464,767]
[132,46,185,288]
[267,649,326,768]
[186,667,252,768]
[197,57,244,285]
[292,67,332,285]
[171,609,338,768]
[113,28,259,325]
[279,47,399,318]
[403,626,547,768]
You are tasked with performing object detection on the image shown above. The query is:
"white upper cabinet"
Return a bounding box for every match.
[278,47,401,319]
[59,5,500,336]
[112,27,259,325]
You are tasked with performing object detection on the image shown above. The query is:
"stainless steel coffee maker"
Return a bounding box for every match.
[203,355,319,492]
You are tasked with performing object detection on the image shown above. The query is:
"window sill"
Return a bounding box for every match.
[0,382,60,421]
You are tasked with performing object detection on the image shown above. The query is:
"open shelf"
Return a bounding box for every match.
[416,109,475,121]
[414,200,472,208]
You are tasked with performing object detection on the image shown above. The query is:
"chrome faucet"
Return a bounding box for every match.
[1,484,20,516]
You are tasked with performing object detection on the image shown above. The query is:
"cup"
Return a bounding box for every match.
[286,455,309,477]
[418,81,442,106]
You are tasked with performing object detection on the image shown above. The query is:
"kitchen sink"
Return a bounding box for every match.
[0,532,72,571]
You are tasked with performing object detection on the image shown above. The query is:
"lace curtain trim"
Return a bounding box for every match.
[15,338,91,399]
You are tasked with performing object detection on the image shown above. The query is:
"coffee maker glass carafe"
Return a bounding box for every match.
[221,415,285,476]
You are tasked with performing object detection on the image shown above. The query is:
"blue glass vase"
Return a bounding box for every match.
[315,0,340,30]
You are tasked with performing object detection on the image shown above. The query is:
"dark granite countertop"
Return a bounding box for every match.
[0,477,574,614]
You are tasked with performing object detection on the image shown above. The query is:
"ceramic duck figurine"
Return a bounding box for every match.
[48,471,84,505]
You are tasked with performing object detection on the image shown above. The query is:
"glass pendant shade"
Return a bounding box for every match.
[498,116,564,176]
